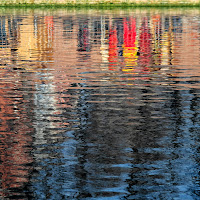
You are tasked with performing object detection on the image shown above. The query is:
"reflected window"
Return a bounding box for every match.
[0,17,9,47]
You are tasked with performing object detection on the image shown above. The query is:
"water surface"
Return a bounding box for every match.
[0,8,199,200]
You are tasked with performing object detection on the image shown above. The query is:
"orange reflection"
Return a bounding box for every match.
[0,69,33,198]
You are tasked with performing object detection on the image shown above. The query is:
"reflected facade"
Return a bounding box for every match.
[0,10,199,200]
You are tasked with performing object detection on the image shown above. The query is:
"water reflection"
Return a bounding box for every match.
[0,9,199,199]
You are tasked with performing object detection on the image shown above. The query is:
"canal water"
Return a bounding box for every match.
[0,8,199,200]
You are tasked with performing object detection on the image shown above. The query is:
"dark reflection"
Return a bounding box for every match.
[78,20,91,52]
[0,10,199,200]
[0,17,9,46]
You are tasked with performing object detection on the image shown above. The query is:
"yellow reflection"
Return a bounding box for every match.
[18,16,37,63]
[122,17,138,72]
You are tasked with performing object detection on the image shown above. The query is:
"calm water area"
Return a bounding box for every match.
[0,8,199,200]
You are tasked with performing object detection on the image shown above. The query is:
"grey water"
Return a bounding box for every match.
[0,8,199,200]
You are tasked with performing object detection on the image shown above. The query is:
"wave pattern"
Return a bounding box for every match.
[0,9,199,200]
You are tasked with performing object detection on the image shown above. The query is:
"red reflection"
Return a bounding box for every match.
[124,18,136,49]
[123,17,138,71]
[108,26,118,71]
[45,16,54,31]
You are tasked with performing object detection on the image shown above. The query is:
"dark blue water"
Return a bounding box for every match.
[0,8,199,200]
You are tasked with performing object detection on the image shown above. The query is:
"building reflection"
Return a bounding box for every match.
[108,25,118,70]
[151,15,162,66]
[139,17,152,68]
[0,69,34,199]
[0,14,56,199]
[0,11,199,199]
[123,17,137,71]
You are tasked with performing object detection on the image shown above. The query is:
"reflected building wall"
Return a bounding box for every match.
[17,15,37,65]
[0,16,11,66]
[108,25,118,71]
[172,16,200,85]
[161,17,173,65]
[151,15,162,66]
[36,16,54,64]
[172,16,200,66]
[123,17,138,69]
[0,69,34,199]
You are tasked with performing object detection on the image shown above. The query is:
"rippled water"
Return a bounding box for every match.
[0,8,199,200]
